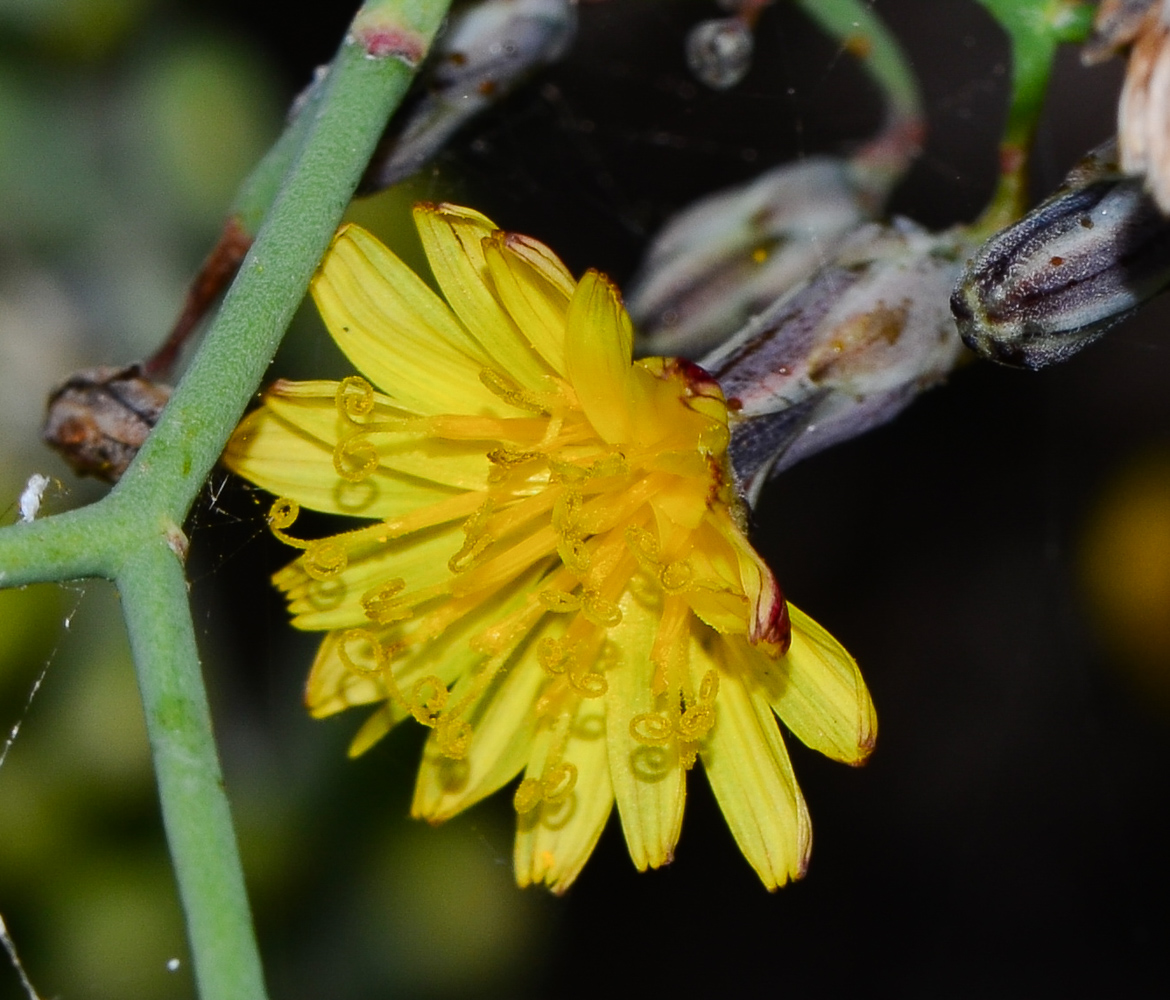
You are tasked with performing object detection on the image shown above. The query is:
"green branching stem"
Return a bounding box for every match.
[972,0,1095,235]
[0,1,451,998]
[795,0,921,125]
[119,537,266,1000]
[793,0,924,192]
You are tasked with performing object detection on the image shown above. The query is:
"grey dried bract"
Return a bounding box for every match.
[42,365,172,482]
[1083,0,1158,63]
[359,0,577,194]
[703,219,968,503]
[629,156,878,359]
[951,140,1170,369]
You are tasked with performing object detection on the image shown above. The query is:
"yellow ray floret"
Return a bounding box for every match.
[223,203,875,893]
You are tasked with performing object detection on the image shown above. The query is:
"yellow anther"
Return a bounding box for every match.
[336,375,375,422]
[675,670,718,741]
[660,559,694,593]
[548,457,590,484]
[568,665,607,697]
[333,434,379,483]
[514,777,543,814]
[624,525,660,574]
[448,534,493,573]
[479,368,549,414]
[360,579,410,624]
[437,717,472,759]
[410,676,448,725]
[581,590,622,627]
[630,712,673,745]
[537,636,575,675]
[589,452,628,479]
[541,762,577,803]
[487,447,541,468]
[552,489,582,533]
[336,628,386,675]
[557,531,591,576]
[448,499,496,573]
[676,704,714,741]
[538,588,581,613]
[303,538,348,580]
[267,497,310,549]
[697,668,719,705]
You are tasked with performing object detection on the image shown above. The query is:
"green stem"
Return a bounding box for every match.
[795,0,922,125]
[972,0,1095,235]
[113,1,449,526]
[0,2,452,998]
[229,75,325,240]
[793,0,924,193]
[0,502,118,586]
[118,537,267,1000]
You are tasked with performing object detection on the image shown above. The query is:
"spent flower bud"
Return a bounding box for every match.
[1083,0,1158,62]
[360,0,576,194]
[43,365,172,482]
[629,156,881,358]
[1085,1,1170,213]
[952,140,1170,369]
[704,220,967,503]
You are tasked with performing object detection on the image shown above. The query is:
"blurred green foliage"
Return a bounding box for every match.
[0,5,553,997]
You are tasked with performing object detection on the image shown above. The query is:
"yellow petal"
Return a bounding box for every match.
[348,703,404,757]
[513,695,613,894]
[711,507,787,650]
[482,232,572,374]
[305,629,394,718]
[307,603,488,720]
[498,231,575,298]
[701,639,811,889]
[413,203,554,390]
[564,270,636,444]
[764,604,877,765]
[312,224,507,415]
[264,381,491,492]
[411,649,546,822]
[224,406,458,519]
[281,522,466,630]
[604,588,685,871]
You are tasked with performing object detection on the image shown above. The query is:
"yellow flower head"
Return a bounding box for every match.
[224,203,875,892]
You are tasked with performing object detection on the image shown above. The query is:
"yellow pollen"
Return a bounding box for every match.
[448,498,497,573]
[537,636,575,675]
[660,558,694,593]
[360,579,410,624]
[580,589,622,627]
[267,497,310,549]
[336,374,375,420]
[479,368,551,414]
[538,588,581,612]
[303,538,348,580]
[333,433,379,482]
[409,676,448,725]
[630,713,673,745]
[514,777,543,813]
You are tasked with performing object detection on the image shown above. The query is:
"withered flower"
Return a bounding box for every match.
[43,365,172,482]
[628,157,880,359]
[703,219,967,502]
[1086,0,1170,213]
[952,140,1170,369]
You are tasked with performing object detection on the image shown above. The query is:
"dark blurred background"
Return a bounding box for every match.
[3,1,1169,997]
